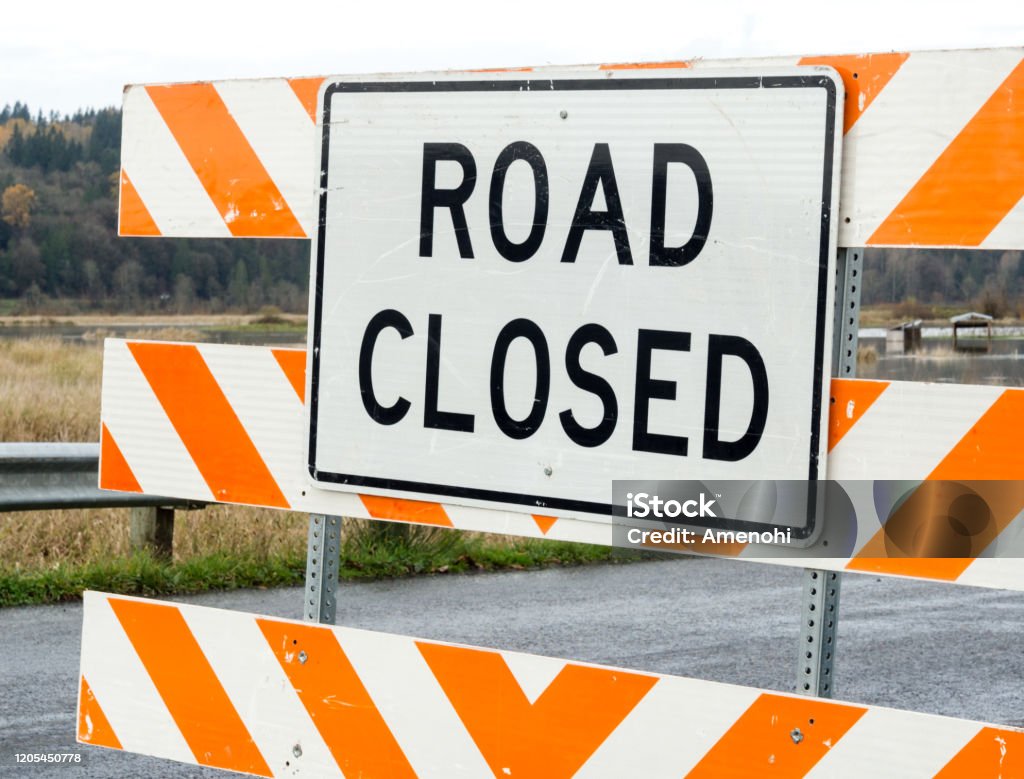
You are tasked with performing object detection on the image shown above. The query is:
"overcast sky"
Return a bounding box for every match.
[3,0,1022,115]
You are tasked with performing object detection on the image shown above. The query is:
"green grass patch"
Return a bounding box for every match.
[0,524,618,607]
[0,552,308,607]
[338,521,614,579]
[213,319,307,335]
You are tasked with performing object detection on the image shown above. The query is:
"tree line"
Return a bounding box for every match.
[0,104,308,314]
[861,248,1024,318]
[0,101,1020,316]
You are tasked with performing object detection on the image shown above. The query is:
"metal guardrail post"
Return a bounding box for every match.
[798,247,862,698]
[1,443,203,562]
[130,506,175,560]
[303,514,340,624]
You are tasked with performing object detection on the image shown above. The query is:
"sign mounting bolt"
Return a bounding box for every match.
[543,466,553,476]
[298,650,308,664]
[790,728,804,744]
[559,110,568,119]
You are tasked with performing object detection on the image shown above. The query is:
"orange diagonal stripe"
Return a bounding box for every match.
[828,378,889,452]
[686,692,866,777]
[849,389,1024,579]
[272,348,306,403]
[532,514,557,534]
[118,170,161,236]
[469,66,534,73]
[77,676,122,750]
[418,642,656,778]
[934,726,1024,778]
[599,60,691,70]
[146,83,305,238]
[99,423,142,493]
[846,556,970,581]
[257,618,416,778]
[799,52,908,133]
[869,58,1024,247]
[287,77,324,124]
[108,598,271,776]
[359,495,453,527]
[928,389,1024,481]
[127,342,289,508]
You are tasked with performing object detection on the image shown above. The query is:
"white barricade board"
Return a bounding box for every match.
[77,591,1024,778]
[307,69,842,532]
[118,48,1024,252]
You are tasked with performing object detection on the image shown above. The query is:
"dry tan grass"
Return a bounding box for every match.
[0,330,214,445]
[0,337,102,441]
[857,344,879,365]
[0,505,308,571]
[83,327,209,343]
[0,313,306,327]
[0,335,308,571]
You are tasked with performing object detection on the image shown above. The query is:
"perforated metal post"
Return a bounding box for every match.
[304,514,340,624]
[798,247,862,698]
[831,248,862,379]
[798,568,842,696]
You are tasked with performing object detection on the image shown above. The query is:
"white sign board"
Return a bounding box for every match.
[307,70,842,531]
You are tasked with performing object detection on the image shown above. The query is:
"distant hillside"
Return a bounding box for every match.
[0,102,1018,317]
[0,103,308,315]
[861,247,1024,320]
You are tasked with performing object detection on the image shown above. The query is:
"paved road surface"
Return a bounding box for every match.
[2,557,1023,777]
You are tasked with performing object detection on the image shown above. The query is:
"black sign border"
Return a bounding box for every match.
[307,74,839,539]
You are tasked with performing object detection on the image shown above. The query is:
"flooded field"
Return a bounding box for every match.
[0,321,306,347]
[858,328,1024,386]
[2,320,1022,386]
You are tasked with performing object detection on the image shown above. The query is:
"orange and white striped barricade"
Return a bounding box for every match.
[86,46,1024,775]
[98,338,1024,591]
[119,49,1024,250]
[78,591,1024,778]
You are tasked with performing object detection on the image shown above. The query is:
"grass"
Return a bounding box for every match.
[0,331,620,607]
[0,505,308,570]
[857,344,879,365]
[0,336,102,441]
[0,552,308,607]
[336,520,613,580]
[215,319,307,335]
[0,515,615,607]
[860,302,1024,329]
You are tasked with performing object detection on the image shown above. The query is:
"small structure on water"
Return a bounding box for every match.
[887,320,923,354]
[950,311,993,351]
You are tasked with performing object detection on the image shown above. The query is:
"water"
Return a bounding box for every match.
[857,329,1024,387]
[2,322,1021,386]
[0,322,306,347]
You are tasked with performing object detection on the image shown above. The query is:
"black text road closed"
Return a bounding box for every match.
[307,71,842,526]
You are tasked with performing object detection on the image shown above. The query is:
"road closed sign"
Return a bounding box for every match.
[306,70,843,527]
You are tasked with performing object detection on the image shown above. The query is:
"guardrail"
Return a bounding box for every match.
[0,442,204,557]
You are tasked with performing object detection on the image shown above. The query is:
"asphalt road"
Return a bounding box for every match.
[2,557,1023,777]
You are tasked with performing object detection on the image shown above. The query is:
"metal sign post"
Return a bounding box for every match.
[303,514,340,624]
[798,247,862,697]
